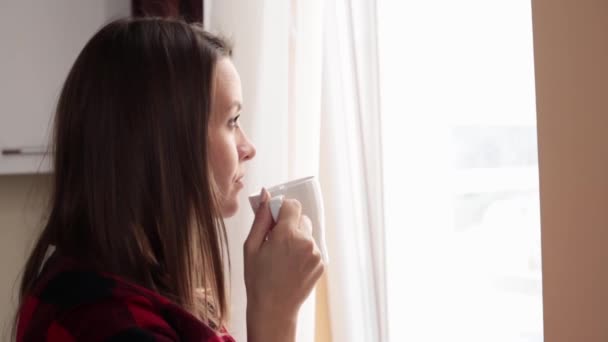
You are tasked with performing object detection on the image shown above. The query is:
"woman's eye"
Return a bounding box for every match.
[229,114,241,128]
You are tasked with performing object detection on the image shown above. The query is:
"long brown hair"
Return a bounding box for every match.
[15,17,233,329]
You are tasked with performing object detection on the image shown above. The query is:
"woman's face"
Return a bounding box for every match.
[208,58,256,217]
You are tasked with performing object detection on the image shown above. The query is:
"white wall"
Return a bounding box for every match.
[0,0,131,174]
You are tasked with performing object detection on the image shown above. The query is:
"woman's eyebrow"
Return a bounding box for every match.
[228,101,242,113]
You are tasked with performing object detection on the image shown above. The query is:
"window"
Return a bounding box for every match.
[378,1,543,341]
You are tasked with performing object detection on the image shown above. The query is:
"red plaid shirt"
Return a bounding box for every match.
[16,253,236,342]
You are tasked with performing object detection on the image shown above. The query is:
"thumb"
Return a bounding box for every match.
[246,188,273,250]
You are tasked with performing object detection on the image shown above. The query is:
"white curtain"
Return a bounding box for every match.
[319,0,387,341]
[208,0,386,341]
[207,1,324,341]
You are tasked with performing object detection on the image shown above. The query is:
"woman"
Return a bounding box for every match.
[14,17,324,341]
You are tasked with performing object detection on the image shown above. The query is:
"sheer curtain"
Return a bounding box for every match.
[319,0,388,341]
[208,1,324,341]
[209,0,387,341]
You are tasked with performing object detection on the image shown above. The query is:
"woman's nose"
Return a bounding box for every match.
[239,134,256,161]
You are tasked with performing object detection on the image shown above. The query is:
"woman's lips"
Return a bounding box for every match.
[235,175,245,187]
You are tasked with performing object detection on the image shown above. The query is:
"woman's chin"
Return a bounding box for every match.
[221,200,239,218]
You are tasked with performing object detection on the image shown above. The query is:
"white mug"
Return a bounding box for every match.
[248,176,329,264]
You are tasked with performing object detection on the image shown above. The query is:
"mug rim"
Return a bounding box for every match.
[249,175,316,197]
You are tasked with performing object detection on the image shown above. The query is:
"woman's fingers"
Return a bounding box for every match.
[244,189,272,252]
[244,196,325,320]
[299,214,313,236]
[277,199,301,221]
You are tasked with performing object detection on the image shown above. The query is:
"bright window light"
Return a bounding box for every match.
[378,1,543,341]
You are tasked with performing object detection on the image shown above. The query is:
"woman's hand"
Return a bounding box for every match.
[243,189,325,340]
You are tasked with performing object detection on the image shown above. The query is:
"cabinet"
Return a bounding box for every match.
[0,0,130,174]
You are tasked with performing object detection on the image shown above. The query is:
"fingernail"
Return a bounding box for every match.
[260,187,269,203]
